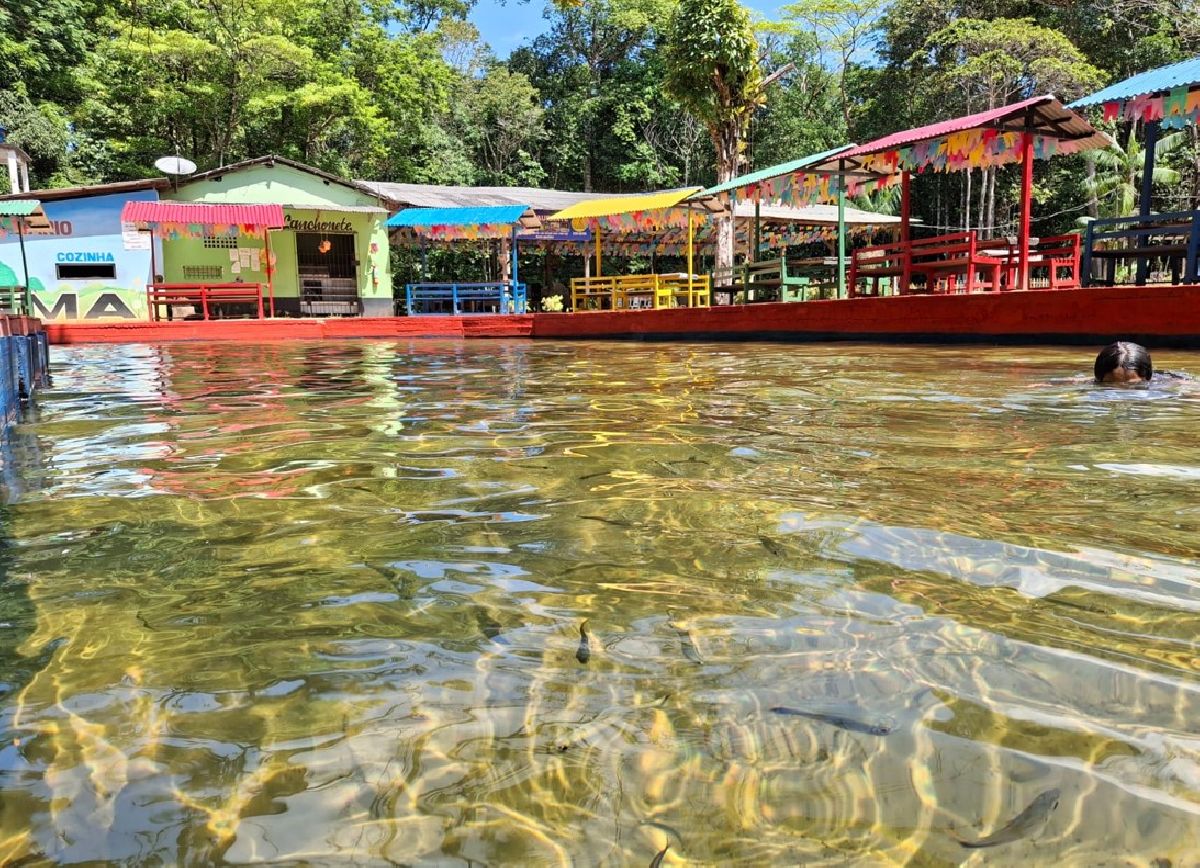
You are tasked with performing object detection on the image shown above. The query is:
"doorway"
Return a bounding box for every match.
[295,232,360,315]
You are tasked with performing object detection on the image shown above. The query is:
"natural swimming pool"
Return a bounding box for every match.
[1,340,1199,864]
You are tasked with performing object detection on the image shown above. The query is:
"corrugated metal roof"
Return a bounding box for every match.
[0,179,168,203]
[833,95,1108,168]
[1071,56,1200,107]
[122,201,285,228]
[388,205,532,227]
[359,181,630,213]
[698,146,855,198]
[548,188,702,221]
[0,200,41,217]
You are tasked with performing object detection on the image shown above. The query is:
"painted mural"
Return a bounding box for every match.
[0,190,158,320]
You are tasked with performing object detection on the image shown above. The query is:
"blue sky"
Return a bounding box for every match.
[470,0,787,57]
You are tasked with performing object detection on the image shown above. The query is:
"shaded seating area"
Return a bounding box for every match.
[545,189,720,312]
[388,205,536,315]
[1071,57,1200,287]
[122,200,282,320]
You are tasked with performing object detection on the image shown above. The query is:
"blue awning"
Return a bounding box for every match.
[1071,56,1200,107]
[387,205,536,228]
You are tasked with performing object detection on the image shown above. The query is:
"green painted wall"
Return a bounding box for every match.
[160,163,391,307]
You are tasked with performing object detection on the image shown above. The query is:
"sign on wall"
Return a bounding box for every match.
[0,190,156,320]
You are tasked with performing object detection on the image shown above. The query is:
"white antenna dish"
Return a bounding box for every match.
[154,155,197,176]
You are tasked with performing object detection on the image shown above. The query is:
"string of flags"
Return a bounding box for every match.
[1100,86,1200,130]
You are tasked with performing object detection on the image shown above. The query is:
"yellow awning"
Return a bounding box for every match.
[547,187,703,221]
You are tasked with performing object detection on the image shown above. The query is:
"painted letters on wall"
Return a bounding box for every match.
[0,190,157,320]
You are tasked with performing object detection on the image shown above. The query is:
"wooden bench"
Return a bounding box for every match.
[405,282,527,315]
[570,274,708,311]
[849,241,905,297]
[1082,211,1200,286]
[980,235,1081,289]
[851,232,1003,296]
[147,283,265,321]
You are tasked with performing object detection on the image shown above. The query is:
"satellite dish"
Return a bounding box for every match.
[154,155,197,176]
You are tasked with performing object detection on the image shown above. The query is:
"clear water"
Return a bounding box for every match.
[2,340,1199,865]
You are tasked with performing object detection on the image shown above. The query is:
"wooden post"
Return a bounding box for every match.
[687,203,695,305]
[510,225,519,312]
[1137,119,1159,285]
[595,219,602,278]
[836,160,847,299]
[1018,131,1034,291]
[900,170,912,295]
[263,226,276,317]
[754,189,761,265]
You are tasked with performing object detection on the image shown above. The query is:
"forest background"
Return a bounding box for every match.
[2,0,1199,246]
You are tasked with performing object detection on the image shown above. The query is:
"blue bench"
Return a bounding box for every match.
[404,282,528,315]
[1082,210,1200,286]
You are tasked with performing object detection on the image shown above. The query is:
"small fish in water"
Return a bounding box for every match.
[581,514,635,528]
[649,844,670,867]
[957,788,1060,849]
[576,620,591,664]
[758,536,784,556]
[672,626,703,665]
[770,706,894,736]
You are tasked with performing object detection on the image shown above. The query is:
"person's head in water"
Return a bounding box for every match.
[1094,341,1152,384]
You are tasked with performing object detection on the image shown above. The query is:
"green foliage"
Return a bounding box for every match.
[1085,130,1188,217]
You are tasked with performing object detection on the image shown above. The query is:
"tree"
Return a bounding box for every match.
[664,0,789,271]
[1085,130,1186,218]
[781,0,889,135]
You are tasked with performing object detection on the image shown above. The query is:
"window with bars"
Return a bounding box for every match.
[203,235,238,249]
[183,265,223,281]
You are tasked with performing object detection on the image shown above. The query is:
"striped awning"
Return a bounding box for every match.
[387,205,539,229]
[121,201,285,228]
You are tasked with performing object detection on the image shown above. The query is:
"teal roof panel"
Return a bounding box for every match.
[695,145,855,199]
[388,205,531,227]
[1071,56,1200,107]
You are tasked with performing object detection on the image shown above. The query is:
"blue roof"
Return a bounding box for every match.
[387,205,531,227]
[1071,56,1200,107]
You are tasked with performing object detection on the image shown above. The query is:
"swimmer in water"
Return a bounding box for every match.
[1094,341,1152,385]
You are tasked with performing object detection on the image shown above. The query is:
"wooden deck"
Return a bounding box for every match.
[43,283,1200,346]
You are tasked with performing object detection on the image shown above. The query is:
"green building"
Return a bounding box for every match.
[163,157,398,317]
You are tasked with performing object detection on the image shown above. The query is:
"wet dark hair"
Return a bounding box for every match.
[1094,341,1152,382]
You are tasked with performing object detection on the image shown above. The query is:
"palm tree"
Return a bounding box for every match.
[1084,130,1186,218]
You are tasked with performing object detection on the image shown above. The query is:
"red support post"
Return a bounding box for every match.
[263,227,275,318]
[1018,132,1034,291]
[900,170,912,294]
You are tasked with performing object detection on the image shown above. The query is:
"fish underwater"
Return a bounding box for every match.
[576,620,591,664]
[769,705,895,736]
[957,788,1060,848]
[649,844,670,867]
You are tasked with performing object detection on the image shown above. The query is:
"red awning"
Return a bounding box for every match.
[121,200,285,229]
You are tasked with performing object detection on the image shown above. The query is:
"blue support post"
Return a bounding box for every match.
[1186,218,1200,285]
[1137,120,1159,285]
[15,335,31,400]
[1081,219,1095,287]
[510,226,519,305]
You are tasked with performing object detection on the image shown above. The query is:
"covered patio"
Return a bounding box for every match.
[544,188,724,311]
[121,200,284,321]
[1070,56,1200,286]
[387,205,539,315]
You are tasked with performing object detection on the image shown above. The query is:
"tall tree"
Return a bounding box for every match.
[664,0,789,271]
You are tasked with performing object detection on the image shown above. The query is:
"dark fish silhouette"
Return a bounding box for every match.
[958,788,1060,848]
[769,706,894,736]
[673,626,703,665]
[649,844,670,867]
[581,514,635,528]
[576,620,591,664]
[758,536,784,556]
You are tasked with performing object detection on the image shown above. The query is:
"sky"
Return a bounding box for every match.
[469,0,786,57]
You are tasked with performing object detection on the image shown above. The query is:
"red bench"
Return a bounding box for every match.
[147,283,265,321]
[850,231,1003,296]
[981,235,1081,289]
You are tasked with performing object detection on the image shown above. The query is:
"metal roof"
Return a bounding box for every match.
[359,181,616,213]
[1071,56,1200,107]
[828,95,1109,172]
[388,205,537,228]
[0,178,168,203]
[698,146,855,199]
[548,188,705,221]
[122,200,285,228]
